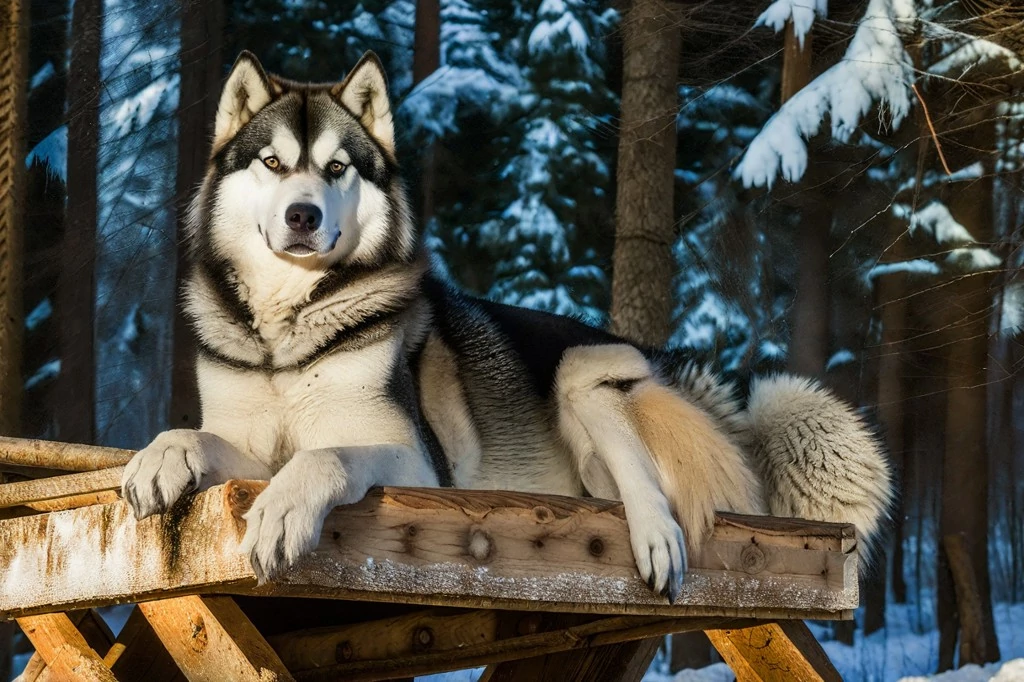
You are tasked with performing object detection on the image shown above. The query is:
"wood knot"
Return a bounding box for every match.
[225,480,265,521]
[335,641,353,662]
[589,537,605,557]
[188,615,208,652]
[468,528,492,562]
[741,543,767,574]
[413,626,435,652]
[533,506,553,523]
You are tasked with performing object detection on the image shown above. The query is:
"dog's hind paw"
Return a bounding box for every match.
[121,430,205,519]
[626,500,687,604]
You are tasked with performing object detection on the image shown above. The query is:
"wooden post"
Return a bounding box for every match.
[140,595,295,682]
[16,612,117,682]
[706,621,841,682]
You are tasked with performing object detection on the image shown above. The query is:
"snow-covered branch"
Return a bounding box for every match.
[736,0,916,189]
[754,0,828,49]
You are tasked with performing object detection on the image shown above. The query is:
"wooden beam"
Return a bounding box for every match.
[16,612,117,681]
[0,437,132,472]
[289,614,730,681]
[706,621,842,682]
[0,466,122,509]
[480,636,662,682]
[139,595,294,682]
[0,482,857,620]
[103,606,186,681]
[18,609,114,682]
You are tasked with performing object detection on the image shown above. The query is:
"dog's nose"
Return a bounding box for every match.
[285,203,323,232]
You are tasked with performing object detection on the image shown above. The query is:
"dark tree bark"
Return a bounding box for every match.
[937,167,1001,669]
[413,0,440,229]
[170,0,225,430]
[55,0,101,443]
[0,0,27,439]
[609,0,682,347]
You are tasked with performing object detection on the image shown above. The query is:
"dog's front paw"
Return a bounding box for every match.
[239,474,332,584]
[122,430,206,519]
[626,500,687,604]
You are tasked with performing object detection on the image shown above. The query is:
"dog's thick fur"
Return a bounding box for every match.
[121,51,893,600]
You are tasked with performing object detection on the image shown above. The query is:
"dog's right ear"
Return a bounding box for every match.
[214,51,274,151]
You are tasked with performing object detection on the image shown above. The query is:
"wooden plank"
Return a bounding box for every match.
[291,615,730,681]
[0,467,122,509]
[16,612,117,681]
[103,606,187,681]
[0,437,133,472]
[706,621,842,682]
[268,607,507,671]
[480,636,662,682]
[139,595,294,682]
[0,483,858,620]
[18,609,113,682]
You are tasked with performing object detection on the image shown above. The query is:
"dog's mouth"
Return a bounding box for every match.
[283,244,317,257]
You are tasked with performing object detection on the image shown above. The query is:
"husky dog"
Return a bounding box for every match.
[121,51,892,601]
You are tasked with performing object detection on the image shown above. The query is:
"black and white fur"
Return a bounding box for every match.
[122,51,893,601]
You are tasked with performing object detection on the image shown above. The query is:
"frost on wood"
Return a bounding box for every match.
[754,0,828,49]
[736,0,916,189]
[0,484,858,619]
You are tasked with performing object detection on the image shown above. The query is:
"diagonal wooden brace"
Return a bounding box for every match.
[138,595,294,682]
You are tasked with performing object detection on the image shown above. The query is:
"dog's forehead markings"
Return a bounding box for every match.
[311,130,341,168]
[270,128,302,167]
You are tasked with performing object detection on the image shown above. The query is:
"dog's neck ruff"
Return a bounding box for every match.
[183,253,429,371]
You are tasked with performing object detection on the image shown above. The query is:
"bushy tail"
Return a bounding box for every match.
[743,374,893,560]
[660,356,893,561]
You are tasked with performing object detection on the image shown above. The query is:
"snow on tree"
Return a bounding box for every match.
[736,0,916,189]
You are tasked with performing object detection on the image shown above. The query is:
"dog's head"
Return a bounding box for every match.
[199,51,411,269]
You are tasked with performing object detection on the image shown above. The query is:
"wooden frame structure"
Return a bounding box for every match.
[0,438,853,681]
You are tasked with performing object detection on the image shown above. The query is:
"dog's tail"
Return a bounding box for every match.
[743,374,893,560]
[662,358,892,562]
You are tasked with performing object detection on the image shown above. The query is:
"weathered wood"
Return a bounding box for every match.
[140,595,295,682]
[0,466,122,509]
[291,615,730,681]
[944,532,988,665]
[18,609,113,682]
[268,607,507,671]
[0,437,133,472]
[16,612,117,681]
[706,620,842,682]
[480,636,662,682]
[0,483,857,620]
[104,606,186,681]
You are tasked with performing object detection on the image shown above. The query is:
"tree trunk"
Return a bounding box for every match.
[781,23,829,380]
[0,0,28,672]
[413,0,440,229]
[0,0,27,438]
[56,0,101,443]
[937,167,1001,669]
[170,0,224,430]
[608,0,681,347]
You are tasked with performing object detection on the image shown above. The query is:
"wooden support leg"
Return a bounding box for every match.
[479,636,661,682]
[705,621,841,682]
[139,595,295,682]
[104,606,186,681]
[16,612,117,681]
[18,609,116,681]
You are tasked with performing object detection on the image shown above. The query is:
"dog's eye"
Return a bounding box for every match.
[328,161,346,177]
[262,156,281,171]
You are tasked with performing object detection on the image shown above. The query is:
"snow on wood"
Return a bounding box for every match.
[0,482,858,620]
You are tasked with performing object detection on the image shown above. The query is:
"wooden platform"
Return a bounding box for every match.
[0,438,854,681]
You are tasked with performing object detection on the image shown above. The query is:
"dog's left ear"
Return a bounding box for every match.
[332,52,394,152]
